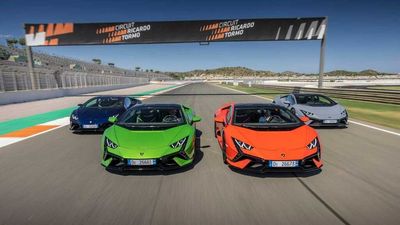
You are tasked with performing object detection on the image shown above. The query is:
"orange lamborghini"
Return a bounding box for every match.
[214,103,322,172]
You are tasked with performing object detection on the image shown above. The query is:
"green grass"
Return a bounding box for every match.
[367,86,400,91]
[219,83,400,130]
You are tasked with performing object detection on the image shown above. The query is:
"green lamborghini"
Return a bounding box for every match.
[101,103,201,171]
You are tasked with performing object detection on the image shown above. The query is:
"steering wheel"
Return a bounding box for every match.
[267,115,282,122]
[162,115,179,123]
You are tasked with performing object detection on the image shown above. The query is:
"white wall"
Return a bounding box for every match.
[0,83,146,105]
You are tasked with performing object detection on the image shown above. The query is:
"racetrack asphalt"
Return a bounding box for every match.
[0,83,399,225]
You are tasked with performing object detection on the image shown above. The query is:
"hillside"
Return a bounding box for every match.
[167,67,391,79]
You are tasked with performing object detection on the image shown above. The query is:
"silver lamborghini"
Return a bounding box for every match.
[273,93,348,127]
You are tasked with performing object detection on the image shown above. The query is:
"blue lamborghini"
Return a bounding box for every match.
[70,96,141,132]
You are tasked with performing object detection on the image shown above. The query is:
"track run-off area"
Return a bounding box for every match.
[0,82,399,225]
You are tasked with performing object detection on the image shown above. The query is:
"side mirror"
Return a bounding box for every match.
[192,115,201,123]
[300,116,310,123]
[215,115,225,124]
[77,104,83,107]
[283,100,291,106]
[108,116,117,123]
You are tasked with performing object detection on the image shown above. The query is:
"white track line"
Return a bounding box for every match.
[347,120,400,137]
[215,83,274,101]
[214,83,400,137]
[0,125,69,149]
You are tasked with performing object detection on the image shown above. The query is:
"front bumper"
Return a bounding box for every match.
[70,120,111,132]
[226,140,323,173]
[227,153,322,173]
[308,117,348,127]
[102,146,194,172]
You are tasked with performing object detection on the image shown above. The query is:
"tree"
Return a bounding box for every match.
[149,69,154,72]
[18,37,26,46]
[92,58,101,64]
[6,38,18,48]
[108,63,115,67]
[0,48,11,60]
[135,67,140,71]
[145,69,149,72]
[16,55,27,63]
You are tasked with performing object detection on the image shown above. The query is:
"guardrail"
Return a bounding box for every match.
[236,83,400,105]
[0,69,149,92]
[0,63,172,92]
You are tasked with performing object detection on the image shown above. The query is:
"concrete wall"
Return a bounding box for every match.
[0,83,147,105]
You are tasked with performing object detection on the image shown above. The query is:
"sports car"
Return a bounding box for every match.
[214,103,322,173]
[70,96,141,132]
[273,93,348,127]
[101,103,201,171]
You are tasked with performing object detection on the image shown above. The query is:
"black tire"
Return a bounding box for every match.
[72,130,82,135]
[214,121,217,138]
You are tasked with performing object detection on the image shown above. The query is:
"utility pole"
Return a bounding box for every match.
[318,36,326,88]
[26,46,36,89]
[318,18,328,89]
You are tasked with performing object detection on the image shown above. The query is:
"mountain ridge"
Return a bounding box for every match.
[167,67,393,79]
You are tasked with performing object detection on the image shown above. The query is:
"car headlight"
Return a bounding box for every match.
[170,137,187,149]
[340,110,347,117]
[233,138,253,150]
[307,137,318,150]
[71,114,78,120]
[105,137,118,149]
[300,110,315,117]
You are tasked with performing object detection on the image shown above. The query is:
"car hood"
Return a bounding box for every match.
[76,107,123,123]
[232,125,316,151]
[113,124,191,148]
[105,124,193,159]
[297,104,345,119]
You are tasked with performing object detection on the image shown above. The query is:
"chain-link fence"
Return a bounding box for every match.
[0,64,154,92]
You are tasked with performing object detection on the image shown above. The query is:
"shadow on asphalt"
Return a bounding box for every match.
[72,130,104,135]
[106,129,204,176]
[314,126,348,130]
[229,167,322,178]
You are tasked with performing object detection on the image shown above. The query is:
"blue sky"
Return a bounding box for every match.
[1,0,399,73]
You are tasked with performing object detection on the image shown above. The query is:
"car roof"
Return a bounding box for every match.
[90,95,135,99]
[134,103,182,108]
[234,103,285,109]
[293,93,326,97]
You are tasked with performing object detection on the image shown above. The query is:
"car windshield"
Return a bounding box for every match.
[295,94,336,106]
[233,106,301,128]
[118,105,186,126]
[84,97,125,108]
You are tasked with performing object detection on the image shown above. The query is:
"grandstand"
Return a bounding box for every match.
[0,45,171,92]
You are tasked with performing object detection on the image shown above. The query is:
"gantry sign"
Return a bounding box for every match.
[24,17,327,87]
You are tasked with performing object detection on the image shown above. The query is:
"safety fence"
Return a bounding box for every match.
[0,64,157,92]
[233,82,400,105]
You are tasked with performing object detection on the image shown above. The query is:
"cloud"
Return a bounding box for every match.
[0,34,13,38]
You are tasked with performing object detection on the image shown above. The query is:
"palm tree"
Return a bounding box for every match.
[18,37,26,46]
[6,38,18,48]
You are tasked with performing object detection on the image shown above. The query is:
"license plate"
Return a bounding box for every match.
[323,119,337,124]
[128,159,156,166]
[269,160,299,167]
[83,124,98,129]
